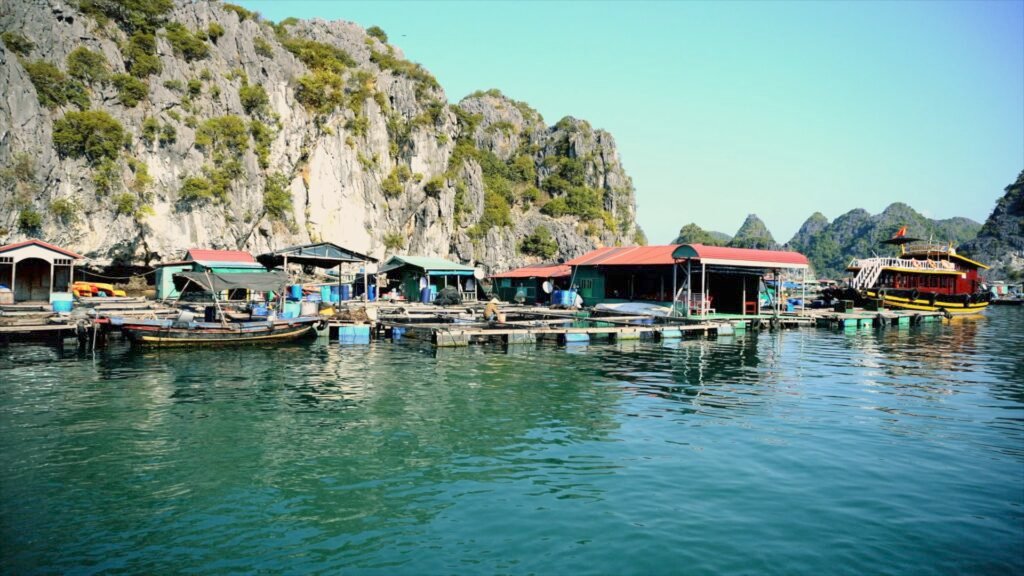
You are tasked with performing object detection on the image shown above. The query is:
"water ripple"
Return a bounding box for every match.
[1,308,1022,574]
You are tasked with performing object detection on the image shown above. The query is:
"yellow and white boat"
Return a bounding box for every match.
[847,230,990,316]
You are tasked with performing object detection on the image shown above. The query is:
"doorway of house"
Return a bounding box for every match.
[14,257,50,302]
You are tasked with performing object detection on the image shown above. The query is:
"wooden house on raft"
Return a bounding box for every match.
[490,263,571,304]
[0,239,82,303]
[670,244,810,317]
[566,244,810,317]
[155,248,265,300]
[378,256,481,302]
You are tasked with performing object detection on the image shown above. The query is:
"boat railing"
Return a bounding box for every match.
[903,242,954,255]
[849,257,956,271]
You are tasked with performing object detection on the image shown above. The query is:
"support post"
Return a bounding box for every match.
[685,260,691,318]
[801,268,806,316]
[701,262,706,317]
[281,255,289,310]
[672,261,677,317]
[49,260,54,298]
[757,274,761,315]
[775,269,780,317]
[10,259,16,303]
[742,276,747,316]
[363,263,368,302]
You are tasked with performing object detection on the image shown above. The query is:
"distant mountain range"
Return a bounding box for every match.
[786,203,981,278]
[673,199,1002,279]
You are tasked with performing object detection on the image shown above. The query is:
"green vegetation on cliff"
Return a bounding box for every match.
[959,171,1024,280]
[672,223,729,246]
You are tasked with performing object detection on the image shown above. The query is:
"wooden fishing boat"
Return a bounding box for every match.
[116,316,323,346]
[847,227,991,316]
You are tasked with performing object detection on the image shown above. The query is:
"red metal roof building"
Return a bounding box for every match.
[567,243,811,316]
[155,248,263,299]
[566,245,678,267]
[671,244,809,269]
[490,263,572,304]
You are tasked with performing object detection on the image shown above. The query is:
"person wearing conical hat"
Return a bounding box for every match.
[484,297,500,322]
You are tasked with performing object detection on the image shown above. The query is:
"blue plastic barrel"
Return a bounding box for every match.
[330,285,340,303]
[289,284,302,300]
[50,292,73,302]
[283,301,301,319]
[320,286,332,302]
[367,285,376,302]
[52,300,73,313]
[340,284,351,301]
[551,290,562,305]
[420,287,432,304]
[392,327,405,341]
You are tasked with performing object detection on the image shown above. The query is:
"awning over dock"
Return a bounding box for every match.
[173,270,288,293]
[257,242,376,269]
[379,256,476,276]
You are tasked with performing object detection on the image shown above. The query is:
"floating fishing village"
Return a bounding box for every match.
[2,0,1023,573]
[0,230,1012,350]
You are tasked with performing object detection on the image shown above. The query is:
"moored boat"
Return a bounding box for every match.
[114,268,326,346]
[847,227,991,316]
[116,316,323,346]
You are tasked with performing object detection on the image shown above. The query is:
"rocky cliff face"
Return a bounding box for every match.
[786,203,982,278]
[959,171,1024,280]
[0,0,641,271]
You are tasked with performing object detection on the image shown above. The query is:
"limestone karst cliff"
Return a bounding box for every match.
[0,0,642,270]
[959,171,1024,280]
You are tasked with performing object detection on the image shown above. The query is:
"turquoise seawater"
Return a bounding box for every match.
[1,308,1022,575]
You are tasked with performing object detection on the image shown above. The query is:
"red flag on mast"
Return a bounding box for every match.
[894,226,907,238]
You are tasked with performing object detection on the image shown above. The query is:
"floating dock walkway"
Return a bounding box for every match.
[1,299,952,348]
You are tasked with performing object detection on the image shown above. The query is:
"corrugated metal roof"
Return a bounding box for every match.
[380,255,475,273]
[672,244,809,268]
[567,245,680,266]
[194,260,265,269]
[490,264,571,279]
[257,242,376,268]
[185,248,256,263]
[0,238,83,259]
[567,244,810,269]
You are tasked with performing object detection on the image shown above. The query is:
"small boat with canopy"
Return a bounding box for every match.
[117,270,324,345]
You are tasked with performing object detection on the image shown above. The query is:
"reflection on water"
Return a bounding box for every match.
[1,308,1022,574]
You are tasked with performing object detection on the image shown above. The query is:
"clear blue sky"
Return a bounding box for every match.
[239,0,1024,244]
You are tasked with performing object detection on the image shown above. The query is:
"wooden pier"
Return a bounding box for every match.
[786,308,948,330]
[0,298,952,349]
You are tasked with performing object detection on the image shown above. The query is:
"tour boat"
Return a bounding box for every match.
[846,227,991,316]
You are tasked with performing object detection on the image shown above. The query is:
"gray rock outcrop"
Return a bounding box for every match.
[0,0,642,272]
